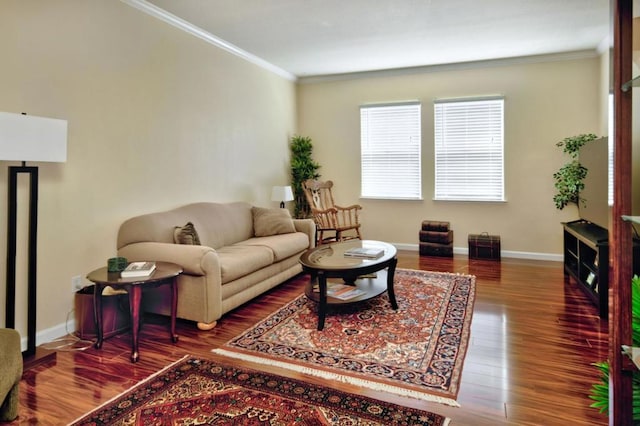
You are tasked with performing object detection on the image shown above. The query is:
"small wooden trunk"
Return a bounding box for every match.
[419,230,454,244]
[421,220,450,232]
[468,232,501,261]
[419,241,453,257]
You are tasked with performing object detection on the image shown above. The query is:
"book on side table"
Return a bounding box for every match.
[121,261,156,278]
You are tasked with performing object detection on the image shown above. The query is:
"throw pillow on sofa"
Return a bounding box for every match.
[252,207,296,237]
[174,222,201,245]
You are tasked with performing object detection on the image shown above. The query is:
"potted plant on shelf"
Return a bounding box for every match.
[589,275,640,420]
[552,133,598,210]
[290,135,321,219]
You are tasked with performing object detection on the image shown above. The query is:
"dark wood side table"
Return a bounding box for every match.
[86,261,182,363]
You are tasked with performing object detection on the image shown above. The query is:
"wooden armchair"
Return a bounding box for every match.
[302,179,362,244]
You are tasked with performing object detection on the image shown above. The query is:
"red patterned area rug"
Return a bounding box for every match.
[69,355,449,425]
[214,269,475,407]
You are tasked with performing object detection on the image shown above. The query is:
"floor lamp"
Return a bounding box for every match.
[0,112,67,358]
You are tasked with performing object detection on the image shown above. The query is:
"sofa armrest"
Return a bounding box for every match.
[293,219,316,249]
[117,242,220,276]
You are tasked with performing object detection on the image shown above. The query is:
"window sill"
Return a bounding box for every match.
[433,198,507,203]
[360,196,424,201]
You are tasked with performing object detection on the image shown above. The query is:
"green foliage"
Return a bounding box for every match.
[589,361,610,414]
[556,133,598,158]
[589,361,640,419]
[633,275,640,347]
[553,160,588,209]
[589,276,640,419]
[552,133,598,210]
[289,135,320,218]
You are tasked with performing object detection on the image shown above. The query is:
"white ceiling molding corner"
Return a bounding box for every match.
[597,35,613,54]
[120,0,297,82]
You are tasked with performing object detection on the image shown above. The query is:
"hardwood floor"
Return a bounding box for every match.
[8,252,608,425]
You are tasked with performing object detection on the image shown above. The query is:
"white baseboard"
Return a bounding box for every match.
[392,243,563,262]
[20,310,77,352]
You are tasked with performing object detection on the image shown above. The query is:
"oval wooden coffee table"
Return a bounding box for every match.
[86,261,182,363]
[299,240,398,330]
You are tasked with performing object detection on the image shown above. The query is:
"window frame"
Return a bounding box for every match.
[433,96,505,202]
[360,101,422,201]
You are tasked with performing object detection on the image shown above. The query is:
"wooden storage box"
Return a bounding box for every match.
[419,241,453,257]
[421,220,450,232]
[468,232,501,260]
[419,230,454,244]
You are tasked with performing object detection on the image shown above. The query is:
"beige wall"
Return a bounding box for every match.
[600,47,612,137]
[0,1,608,343]
[0,1,296,339]
[297,56,602,255]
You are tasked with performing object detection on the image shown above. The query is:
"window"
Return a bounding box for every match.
[360,102,421,200]
[434,97,504,202]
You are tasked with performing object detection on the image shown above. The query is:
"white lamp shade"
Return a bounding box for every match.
[271,186,294,202]
[0,112,67,162]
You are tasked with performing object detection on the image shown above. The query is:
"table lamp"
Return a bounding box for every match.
[271,186,294,208]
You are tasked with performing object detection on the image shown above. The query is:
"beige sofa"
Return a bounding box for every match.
[117,202,315,330]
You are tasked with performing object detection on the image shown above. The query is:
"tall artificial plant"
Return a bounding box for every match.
[589,275,640,419]
[290,135,320,219]
[552,133,598,210]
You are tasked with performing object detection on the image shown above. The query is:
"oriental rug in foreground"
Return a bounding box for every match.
[214,269,475,407]
[69,356,448,425]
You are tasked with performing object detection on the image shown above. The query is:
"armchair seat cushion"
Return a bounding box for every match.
[0,328,22,421]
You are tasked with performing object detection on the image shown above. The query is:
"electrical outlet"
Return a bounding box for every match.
[71,275,83,293]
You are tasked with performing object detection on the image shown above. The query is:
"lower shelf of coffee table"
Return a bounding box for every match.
[304,269,389,305]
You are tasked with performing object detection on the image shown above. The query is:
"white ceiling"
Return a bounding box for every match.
[143,0,610,78]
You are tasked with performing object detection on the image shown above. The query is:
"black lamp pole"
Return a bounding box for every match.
[5,163,38,357]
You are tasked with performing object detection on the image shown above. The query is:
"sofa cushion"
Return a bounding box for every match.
[215,245,274,283]
[239,232,310,262]
[117,202,254,250]
[252,207,296,237]
[173,222,201,245]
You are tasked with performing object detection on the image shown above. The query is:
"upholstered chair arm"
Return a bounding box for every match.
[117,242,223,329]
[117,242,220,276]
[293,219,317,248]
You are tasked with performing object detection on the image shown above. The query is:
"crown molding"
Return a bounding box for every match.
[298,49,602,84]
[120,0,297,82]
[120,1,603,86]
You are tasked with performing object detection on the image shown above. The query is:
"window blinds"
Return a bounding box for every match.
[360,102,421,199]
[434,97,504,201]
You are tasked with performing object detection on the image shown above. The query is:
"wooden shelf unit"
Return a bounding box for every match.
[563,220,609,318]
